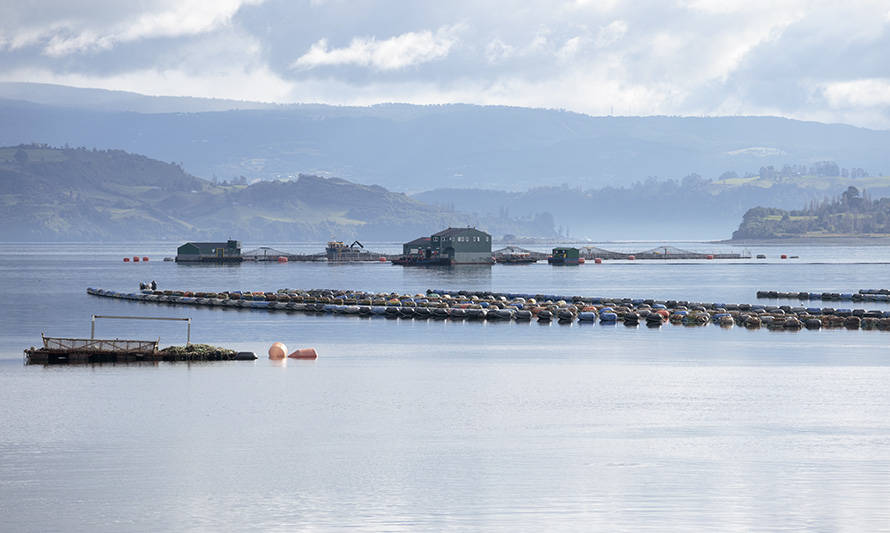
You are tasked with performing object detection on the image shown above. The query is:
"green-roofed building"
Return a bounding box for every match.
[430,227,493,264]
[400,227,493,265]
[176,240,242,263]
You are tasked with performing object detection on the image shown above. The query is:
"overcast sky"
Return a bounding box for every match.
[1,0,889,128]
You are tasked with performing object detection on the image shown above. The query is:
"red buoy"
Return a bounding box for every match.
[578,257,585,264]
[594,258,603,264]
[123,257,130,262]
[781,254,788,259]
[627,255,636,260]
[706,254,714,260]
[142,257,149,262]
[288,348,318,360]
[133,256,140,262]
[277,256,288,263]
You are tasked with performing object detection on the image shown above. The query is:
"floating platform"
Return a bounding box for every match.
[578,245,747,260]
[86,287,890,332]
[242,247,326,262]
[493,245,747,262]
[24,334,256,365]
[234,244,748,265]
[492,247,548,263]
[391,256,451,266]
[241,243,390,262]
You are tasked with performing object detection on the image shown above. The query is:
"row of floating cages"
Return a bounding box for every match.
[123,256,150,262]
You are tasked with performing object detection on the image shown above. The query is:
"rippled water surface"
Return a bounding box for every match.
[2,242,890,531]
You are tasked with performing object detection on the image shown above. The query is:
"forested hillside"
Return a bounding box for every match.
[0,145,554,241]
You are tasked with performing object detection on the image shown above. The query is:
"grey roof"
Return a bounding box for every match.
[179,241,240,253]
[404,237,431,246]
[185,241,231,248]
[431,227,488,237]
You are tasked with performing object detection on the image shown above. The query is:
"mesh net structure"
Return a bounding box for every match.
[242,247,293,259]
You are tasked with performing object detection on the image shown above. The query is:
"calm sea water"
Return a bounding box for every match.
[2,242,890,531]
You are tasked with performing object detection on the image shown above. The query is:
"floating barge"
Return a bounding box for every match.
[26,336,160,364]
[24,315,257,365]
[24,335,257,364]
[326,241,385,261]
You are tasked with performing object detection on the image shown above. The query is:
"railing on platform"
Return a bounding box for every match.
[42,335,159,353]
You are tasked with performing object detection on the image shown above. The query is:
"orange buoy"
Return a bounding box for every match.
[379,257,386,262]
[706,254,714,260]
[133,256,140,262]
[627,255,636,260]
[277,256,288,263]
[268,342,287,359]
[288,348,318,360]
[142,257,149,262]
[594,257,602,264]
[578,257,585,264]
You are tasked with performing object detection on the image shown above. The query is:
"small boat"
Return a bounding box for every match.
[547,247,581,265]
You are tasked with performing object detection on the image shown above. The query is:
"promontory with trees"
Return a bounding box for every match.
[732,186,890,240]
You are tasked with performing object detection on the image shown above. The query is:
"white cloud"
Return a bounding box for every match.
[822,78,890,108]
[3,22,68,51]
[556,36,584,61]
[2,1,890,128]
[45,30,113,57]
[291,25,460,71]
[678,0,805,15]
[2,0,264,56]
[595,20,627,48]
[485,39,515,63]
[528,30,550,52]
[569,0,621,12]
[0,64,294,103]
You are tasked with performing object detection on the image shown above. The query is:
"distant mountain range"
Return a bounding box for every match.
[0,145,553,242]
[2,82,889,195]
[0,82,281,113]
